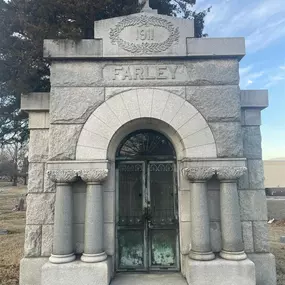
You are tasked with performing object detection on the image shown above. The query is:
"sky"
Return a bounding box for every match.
[193,0,285,160]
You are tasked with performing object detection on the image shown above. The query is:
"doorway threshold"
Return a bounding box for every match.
[110,273,188,285]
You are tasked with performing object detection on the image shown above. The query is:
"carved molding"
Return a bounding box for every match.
[216,167,247,181]
[79,169,108,183]
[47,170,79,183]
[109,15,179,54]
[182,167,215,181]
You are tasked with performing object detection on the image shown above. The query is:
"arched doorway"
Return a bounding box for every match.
[115,130,179,272]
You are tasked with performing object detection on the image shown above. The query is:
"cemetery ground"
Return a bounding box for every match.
[0,183,285,285]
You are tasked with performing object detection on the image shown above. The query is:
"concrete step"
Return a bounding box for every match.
[110,273,188,285]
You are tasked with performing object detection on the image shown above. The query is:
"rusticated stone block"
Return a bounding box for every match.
[50,61,103,87]
[24,225,42,257]
[26,194,55,225]
[49,124,82,160]
[248,159,265,189]
[44,167,56,193]
[186,85,241,122]
[243,126,262,159]
[241,109,261,126]
[253,221,270,253]
[185,59,239,86]
[242,221,254,253]
[50,87,104,124]
[209,122,243,157]
[42,225,53,256]
[239,190,267,221]
[237,165,249,190]
[29,130,49,162]
[28,163,44,193]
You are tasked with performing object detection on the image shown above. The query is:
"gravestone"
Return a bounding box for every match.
[19,3,276,285]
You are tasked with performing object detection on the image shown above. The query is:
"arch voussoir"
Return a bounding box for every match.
[76,88,217,160]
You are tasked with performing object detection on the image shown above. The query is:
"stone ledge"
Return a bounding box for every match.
[187,38,245,60]
[186,257,256,285]
[44,39,103,59]
[241,90,268,109]
[20,257,49,285]
[247,253,276,285]
[47,160,110,171]
[21,93,50,111]
[44,38,245,59]
[42,258,112,285]
[181,158,246,169]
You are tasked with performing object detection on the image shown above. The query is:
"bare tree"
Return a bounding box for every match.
[0,142,28,185]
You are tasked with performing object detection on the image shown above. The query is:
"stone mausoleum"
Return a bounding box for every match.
[20,2,276,285]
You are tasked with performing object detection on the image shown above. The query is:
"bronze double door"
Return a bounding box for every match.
[116,161,179,272]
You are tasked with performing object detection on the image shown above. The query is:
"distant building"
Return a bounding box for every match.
[264,159,285,188]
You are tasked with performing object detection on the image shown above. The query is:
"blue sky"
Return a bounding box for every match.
[193,0,285,160]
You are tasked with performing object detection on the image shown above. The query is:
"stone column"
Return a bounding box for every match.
[183,167,215,261]
[80,169,108,263]
[47,170,78,264]
[217,167,247,261]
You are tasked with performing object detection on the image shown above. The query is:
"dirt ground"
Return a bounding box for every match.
[0,183,285,285]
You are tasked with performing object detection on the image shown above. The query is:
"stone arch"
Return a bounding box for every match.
[76,88,217,160]
[107,117,185,160]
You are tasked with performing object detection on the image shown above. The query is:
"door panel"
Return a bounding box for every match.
[118,229,145,269]
[117,162,146,271]
[148,162,179,270]
[117,161,179,271]
[150,229,177,267]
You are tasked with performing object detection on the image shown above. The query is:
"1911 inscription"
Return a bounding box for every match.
[109,15,179,54]
[112,65,181,81]
[136,28,154,41]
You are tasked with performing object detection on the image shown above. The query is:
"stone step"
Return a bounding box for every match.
[110,273,188,285]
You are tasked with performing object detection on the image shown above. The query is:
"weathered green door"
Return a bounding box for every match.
[116,161,179,271]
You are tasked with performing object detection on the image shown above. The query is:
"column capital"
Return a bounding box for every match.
[216,167,247,181]
[79,169,108,184]
[182,167,215,182]
[47,169,79,183]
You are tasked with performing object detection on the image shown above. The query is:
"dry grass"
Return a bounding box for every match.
[0,182,26,285]
[0,183,285,284]
[269,220,285,285]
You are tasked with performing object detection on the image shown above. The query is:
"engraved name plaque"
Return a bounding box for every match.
[103,64,189,82]
[109,15,179,54]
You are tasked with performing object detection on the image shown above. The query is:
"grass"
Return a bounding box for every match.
[0,182,285,284]
[0,182,26,285]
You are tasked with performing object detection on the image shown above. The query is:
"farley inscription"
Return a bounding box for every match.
[104,65,187,81]
[109,15,179,54]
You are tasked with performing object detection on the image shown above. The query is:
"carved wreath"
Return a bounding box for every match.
[109,15,180,54]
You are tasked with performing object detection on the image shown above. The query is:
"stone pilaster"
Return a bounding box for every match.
[80,169,109,263]
[47,170,78,264]
[217,167,247,261]
[182,167,215,261]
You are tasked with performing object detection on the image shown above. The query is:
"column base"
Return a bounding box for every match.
[186,256,256,285]
[42,258,112,285]
[220,250,247,261]
[81,252,107,263]
[189,250,215,261]
[49,253,76,264]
